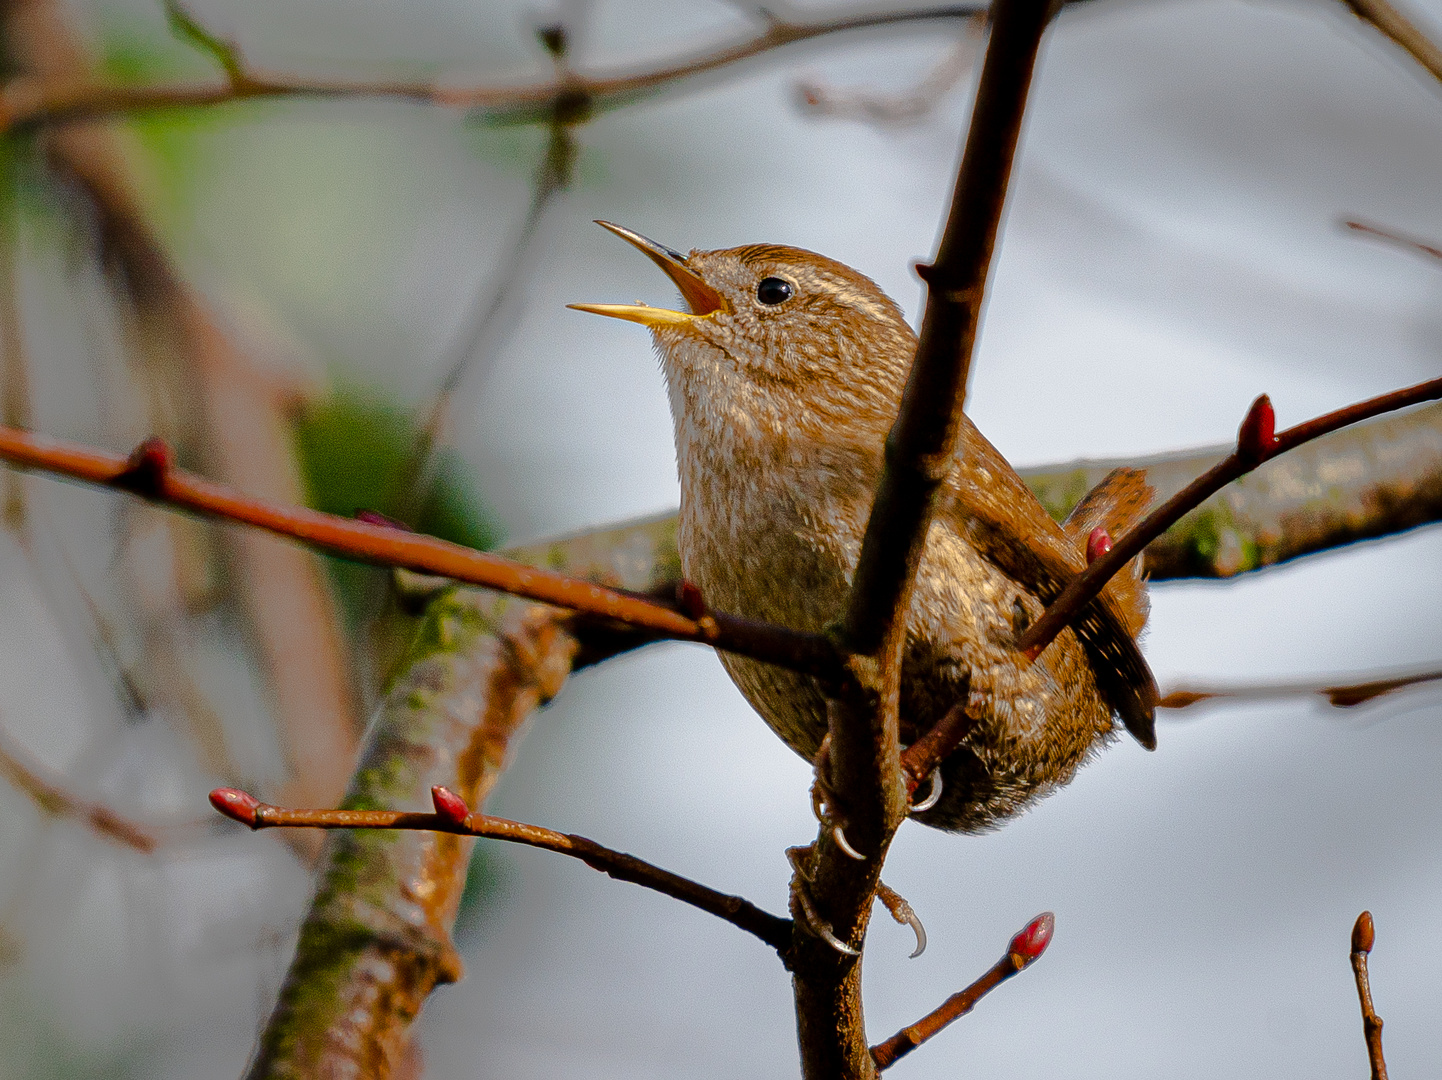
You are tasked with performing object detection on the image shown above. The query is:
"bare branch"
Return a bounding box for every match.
[1019,377,1442,658]
[1350,911,1389,1080]
[842,0,1056,655]
[0,728,159,852]
[0,4,985,133]
[1337,0,1442,88]
[0,426,840,678]
[869,911,1054,1069]
[1158,667,1442,712]
[210,784,792,953]
[1024,400,1442,581]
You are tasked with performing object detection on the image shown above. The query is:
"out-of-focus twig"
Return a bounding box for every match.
[0,728,158,852]
[0,3,986,132]
[795,18,983,127]
[1345,218,1442,263]
[1350,911,1389,1080]
[1158,667,1441,712]
[1337,0,1442,87]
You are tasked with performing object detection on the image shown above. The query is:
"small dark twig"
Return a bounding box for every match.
[1158,667,1442,712]
[210,786,793,953]
[870,911,1054,1069]
[1019,376,1442,659]
[1350,911,1389,1080]
[1345,218,1442,263]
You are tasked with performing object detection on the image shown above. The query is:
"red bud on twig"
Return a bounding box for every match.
[676,580,707,620]
[116,437,173,498]
[209,787,260,827]
[1236,394,1277,463]
[431,785,470,825]
[1085,527,1112,565]
[1008,911,1054,968]
[1352,910,1375,954]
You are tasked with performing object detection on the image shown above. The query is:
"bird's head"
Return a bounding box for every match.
[570,222,916,435]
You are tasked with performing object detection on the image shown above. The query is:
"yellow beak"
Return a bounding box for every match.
[568,221,729,328]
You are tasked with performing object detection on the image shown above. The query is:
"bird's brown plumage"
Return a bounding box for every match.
[577,232,1157,833]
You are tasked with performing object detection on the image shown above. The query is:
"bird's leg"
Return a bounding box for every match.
[876,881,927,958]
[787,844,859,957]
[809,734,865,861]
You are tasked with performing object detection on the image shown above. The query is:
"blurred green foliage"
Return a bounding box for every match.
[291,384,500,627]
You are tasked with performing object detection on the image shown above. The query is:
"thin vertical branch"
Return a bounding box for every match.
[793,0,1059,1075]
[1350,911,1389,1080]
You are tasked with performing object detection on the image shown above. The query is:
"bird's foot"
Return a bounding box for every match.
[876,880,927,958]
[787,844,859,956]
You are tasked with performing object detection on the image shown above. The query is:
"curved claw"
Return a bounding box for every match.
[796,884,859,957]
[905,910,928,958]
[811,783,830,825]
[833,824,865,861]
[908,767,943,814]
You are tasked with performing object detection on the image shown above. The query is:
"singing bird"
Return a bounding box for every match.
[572,222,1157,833]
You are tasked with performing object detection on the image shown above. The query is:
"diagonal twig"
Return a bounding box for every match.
[210,784,792,953]
[0,3,986,133]
[869,911,1054,1069]
[1158,667,1442,712]
[1019,376,1442,659]
[790,1,1060,1076]
[0,728,159,852]
[0,425,840,679]
[842,0,1057,655]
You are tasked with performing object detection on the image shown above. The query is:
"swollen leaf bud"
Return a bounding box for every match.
[1008,911,1055,968]
[209,787,260,827]
[1352,910,1375,954]
[1236,394,1277,463]
[1085,527,1112,565]
[431,785,471,826]
[117,437,173,498]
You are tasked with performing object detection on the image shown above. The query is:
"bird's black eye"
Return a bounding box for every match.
[756,277,793,306]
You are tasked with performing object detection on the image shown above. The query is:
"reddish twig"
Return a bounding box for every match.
[1345,219,1442,263]
[0,425,839,679]
[210,786,792,953]
[1350,911,1389,1080]
[1019,376,1442,659]
[0,730,158,852]
[899,697,977,792]
[1157,667,1442,712]
[869,911,1054,1069]
[843,0,1058,654]
[0,4,984,133]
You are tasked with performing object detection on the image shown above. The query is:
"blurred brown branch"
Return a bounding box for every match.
[1158,666,1442,712]
[0,727,159,852]
[0,2,986,133]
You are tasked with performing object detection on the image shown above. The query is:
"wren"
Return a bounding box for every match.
[573,222,1158,833]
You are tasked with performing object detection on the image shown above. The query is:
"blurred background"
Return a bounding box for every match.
[0,0,1439,1076]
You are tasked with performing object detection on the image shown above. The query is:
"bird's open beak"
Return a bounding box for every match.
[568,221,729,328]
